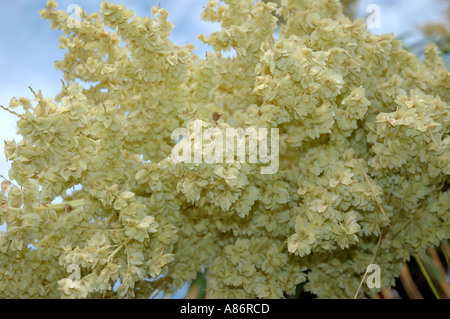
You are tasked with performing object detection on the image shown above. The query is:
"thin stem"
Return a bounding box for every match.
[441,242,450,269]
[427,247,450,298]
[28,86,37,97]
[284,257,296,293]
[0,105,24,119]
[414,254,440,299]
[8,199,85,213]
[353,235,383,299]
[355,157,392,228]
[75,224,124,232]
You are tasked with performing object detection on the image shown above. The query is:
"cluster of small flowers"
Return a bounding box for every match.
[0,0,448,299]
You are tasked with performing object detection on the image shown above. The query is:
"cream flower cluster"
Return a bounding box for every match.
[0,0,448,299]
